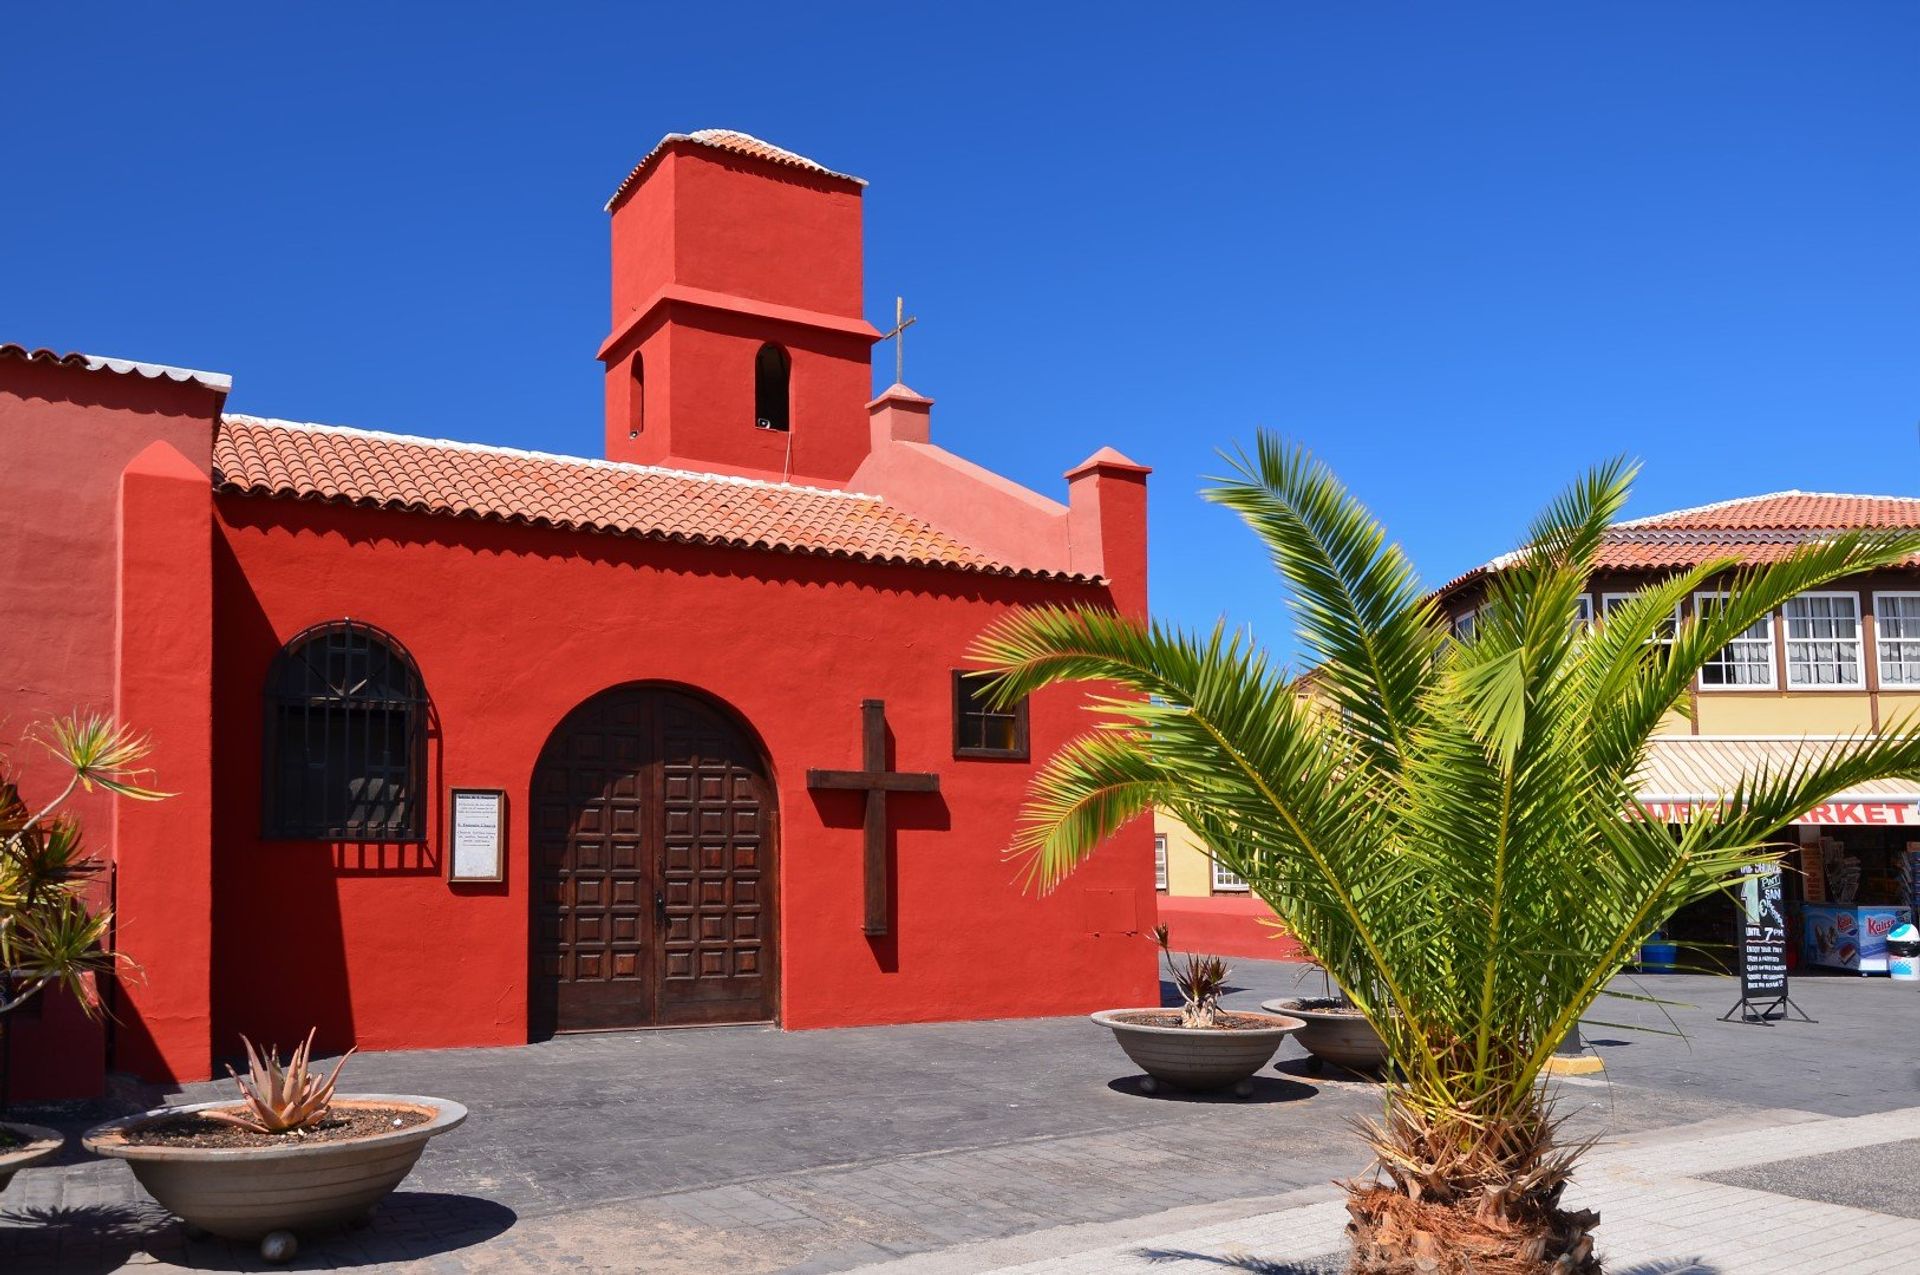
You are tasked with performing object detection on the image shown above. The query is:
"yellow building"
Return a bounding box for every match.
[1158,490,1920,969]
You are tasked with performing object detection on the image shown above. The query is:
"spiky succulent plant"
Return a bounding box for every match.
[203,1029,356,1135]
[1151,924,1230,1029]
[1,714,168,1019]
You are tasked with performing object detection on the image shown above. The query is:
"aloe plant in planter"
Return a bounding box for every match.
[1091,926,1303,1096]
[85,1029,465,1264]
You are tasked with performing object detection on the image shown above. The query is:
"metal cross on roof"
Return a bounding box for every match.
[878,295,917,387]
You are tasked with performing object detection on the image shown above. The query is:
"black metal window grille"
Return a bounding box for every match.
[952,670,1029,760]
[263,621,427,841]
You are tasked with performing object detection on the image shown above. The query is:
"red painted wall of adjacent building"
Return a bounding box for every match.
[207,495,1157,1063]
[0,356,224,1099]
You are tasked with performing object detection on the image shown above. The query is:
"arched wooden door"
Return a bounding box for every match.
[530,685,777,1035]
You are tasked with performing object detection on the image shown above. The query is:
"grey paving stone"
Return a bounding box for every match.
[1704,1134,1920,1219]
[0,955,1915,1270]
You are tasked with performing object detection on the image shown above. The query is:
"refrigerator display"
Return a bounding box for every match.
[1801,904,1913,974]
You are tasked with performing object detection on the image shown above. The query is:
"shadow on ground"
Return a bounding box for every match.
[1105,1074,1319,1105]
[1132,1248,1344,1273]
[0,1191,516,1273]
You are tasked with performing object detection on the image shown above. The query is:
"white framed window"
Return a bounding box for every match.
[1154,834,1168,891]
[1450,608,1478,640]
[1694,592,1776,690]
[1573,595,1594,631]
[1211,859,1248,893]
[1875,592,1920,687]
[1601,592,1678,643]
[1783,592,1864,689]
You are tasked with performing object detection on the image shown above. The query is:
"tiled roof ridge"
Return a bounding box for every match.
[1618,490,1920,528]
[606,128,866,211]
[1609,527,1858,545]
[214,415,1092,584]
[220,413,883,502]
[2,342,232,391]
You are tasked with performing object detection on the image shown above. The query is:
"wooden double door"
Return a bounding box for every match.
[530,686,777,1035]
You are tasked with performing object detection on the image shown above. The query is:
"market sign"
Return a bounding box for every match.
[1640,799,1920,826]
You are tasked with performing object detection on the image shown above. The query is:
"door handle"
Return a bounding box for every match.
[655,890,667,927]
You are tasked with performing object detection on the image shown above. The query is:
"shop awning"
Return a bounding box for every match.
[1635,736,1920,826]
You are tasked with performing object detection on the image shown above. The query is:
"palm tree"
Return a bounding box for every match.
[973,437,1920,1273]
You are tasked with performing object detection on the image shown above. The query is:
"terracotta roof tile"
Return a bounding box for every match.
[606,129,864,211]
[1619,491,1920,532]
[214,415,1089,582]
[1440,491,1920,597]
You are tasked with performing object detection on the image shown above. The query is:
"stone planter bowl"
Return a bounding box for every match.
[84,1094,465,1261]
[1261,997,1390,1073]
[0,1121,64,1194]
[1092,1009,1303,1096]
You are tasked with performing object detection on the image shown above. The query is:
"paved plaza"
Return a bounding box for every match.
[4,957,1918,1272]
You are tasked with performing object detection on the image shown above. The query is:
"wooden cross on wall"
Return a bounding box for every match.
[806,699,939,937]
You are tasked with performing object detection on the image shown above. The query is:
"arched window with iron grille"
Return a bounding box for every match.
[263,620,428,841]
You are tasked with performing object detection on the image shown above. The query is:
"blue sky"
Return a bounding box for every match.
[5,5,1915,662]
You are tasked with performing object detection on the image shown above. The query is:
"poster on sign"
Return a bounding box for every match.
[1801,841,1828,904]
[1737,865,1787,997]
[449,788,507,883]
[1721,862,1811,1024]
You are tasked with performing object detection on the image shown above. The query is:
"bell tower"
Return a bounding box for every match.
[598,130,881,485]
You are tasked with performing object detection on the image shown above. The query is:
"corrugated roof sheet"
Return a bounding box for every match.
[606,129,865,210]
[1636,736,1920,803]
[0,342,232,391]
[214,415,1089,582]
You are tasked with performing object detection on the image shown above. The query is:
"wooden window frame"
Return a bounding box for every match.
[1874,591,1920,689]
[1782,591,1866,691]
[951,670,1030,760]
[1600,592,1680,643]
[1693,591,1778,692]
[1210,859,1249,893]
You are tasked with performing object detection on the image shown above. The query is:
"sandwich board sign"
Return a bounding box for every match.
[1721,863,1810,1025]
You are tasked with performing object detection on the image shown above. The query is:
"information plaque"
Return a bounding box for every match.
[449,788,507,883]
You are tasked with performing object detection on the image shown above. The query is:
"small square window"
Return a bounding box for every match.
[953,671,1029,760]
[1694,592,1776,690]
[1211,859,1248,893]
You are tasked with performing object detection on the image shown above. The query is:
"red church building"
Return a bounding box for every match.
[1,129,1157,1100]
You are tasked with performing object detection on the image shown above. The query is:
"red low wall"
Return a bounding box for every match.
[1156,894,1304,962]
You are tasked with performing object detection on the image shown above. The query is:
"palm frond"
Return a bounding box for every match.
[1203,437,1443,772]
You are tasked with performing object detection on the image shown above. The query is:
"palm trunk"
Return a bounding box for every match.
[1344,1093,1601,1274]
